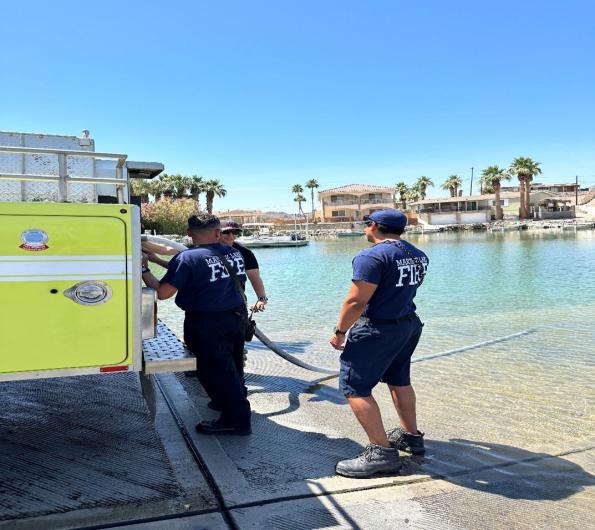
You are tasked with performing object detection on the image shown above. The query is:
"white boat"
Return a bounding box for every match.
[235,221,310,248]
[336,229,365,237]
[408,224,442,233]
[561,222,594,231]
[488,224,521,232]
[236,235,309,248]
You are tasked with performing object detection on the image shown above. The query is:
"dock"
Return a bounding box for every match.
[1,330,593,529]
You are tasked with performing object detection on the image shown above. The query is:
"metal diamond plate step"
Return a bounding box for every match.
[143,321,196,374]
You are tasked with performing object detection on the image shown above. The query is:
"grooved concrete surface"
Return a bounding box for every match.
[1,337,593,529]
[0,373,216,529]
[179,340,595,529]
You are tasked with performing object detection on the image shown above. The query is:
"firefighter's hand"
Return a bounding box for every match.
[142,252,149,267]
[250,300,266,313]
[329,333,345,351]
[144,250,159,263]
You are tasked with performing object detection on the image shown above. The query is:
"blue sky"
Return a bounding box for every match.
[1,1,594,212]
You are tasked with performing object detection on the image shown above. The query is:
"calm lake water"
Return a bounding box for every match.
[157,230,595,441]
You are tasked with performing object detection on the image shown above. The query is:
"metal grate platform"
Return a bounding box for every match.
[143,321,196,374]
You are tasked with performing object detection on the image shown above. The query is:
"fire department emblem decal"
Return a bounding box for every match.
[20,229,49,251]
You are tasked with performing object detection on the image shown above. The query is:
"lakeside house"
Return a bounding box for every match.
[500,182,580,193]
[318,184,395,222]
[215,209,296,224]
[410,190,575,225]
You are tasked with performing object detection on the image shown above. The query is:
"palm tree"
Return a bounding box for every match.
[450,175,462,197]
[149,175,170,201]
[304,179,319,222]
[441,175,463,197]
[394,182,409,209]
[414,176,434,200]
[481,166,511,220]
[441,177,455,198]
[203,179,227,214]
[291,184,309,221]
[187,174,204,204]
[130,178,152,203]
[405,187,420,204]
[294,193,307,221]
[509,157,542,219]
[166,174,190,199]
[156,173,176,198]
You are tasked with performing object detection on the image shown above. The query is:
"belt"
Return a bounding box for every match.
[359,312,417,325]
[186,305,246,316]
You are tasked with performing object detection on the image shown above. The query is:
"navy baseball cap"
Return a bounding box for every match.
[221,221,243,233]
[363,209,408,231]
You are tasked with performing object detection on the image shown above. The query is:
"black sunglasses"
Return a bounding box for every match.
[363,220,374,226]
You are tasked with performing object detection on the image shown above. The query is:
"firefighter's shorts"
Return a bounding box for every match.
[339,314,423,397]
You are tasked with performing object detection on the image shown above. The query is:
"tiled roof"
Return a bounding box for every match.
[319,184,395,194]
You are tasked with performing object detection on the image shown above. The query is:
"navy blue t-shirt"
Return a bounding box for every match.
[160,243,247,312]
[352,239,428,319]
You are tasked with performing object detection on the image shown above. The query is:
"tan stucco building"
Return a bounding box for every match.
[410,191,573,224]
[318,184,396,222]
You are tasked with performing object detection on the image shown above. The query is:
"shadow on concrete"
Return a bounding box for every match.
[246,372,343,418]
[186,374,366,528]
[401,438,595,501]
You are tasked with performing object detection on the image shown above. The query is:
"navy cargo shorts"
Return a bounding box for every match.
[339,314,423,397]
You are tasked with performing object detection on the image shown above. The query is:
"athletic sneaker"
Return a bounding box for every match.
[335,444,401,478]
[387,427,426,455]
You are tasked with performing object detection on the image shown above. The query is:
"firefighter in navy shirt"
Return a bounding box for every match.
[330,209,428,478]
[219,221,268,312]
[142,214,251,435]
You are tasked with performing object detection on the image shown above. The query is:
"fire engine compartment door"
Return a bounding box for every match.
[0,213,129,372]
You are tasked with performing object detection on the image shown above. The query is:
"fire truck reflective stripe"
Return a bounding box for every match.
[0,255,131,261]
[0,261,130,276]
[0,275,127,282]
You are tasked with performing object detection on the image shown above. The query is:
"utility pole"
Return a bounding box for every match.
[576,175,579,207]
[469,167,474,196]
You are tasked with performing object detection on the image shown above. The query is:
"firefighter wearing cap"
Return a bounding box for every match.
[219,221,268,312]
[329,209,429,478]
[142,213,252,435]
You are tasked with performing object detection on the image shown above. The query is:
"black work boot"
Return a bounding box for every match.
[335,444,401,478]
[387,426,426,455]
[207,401,223,411]
[195,418,251,436]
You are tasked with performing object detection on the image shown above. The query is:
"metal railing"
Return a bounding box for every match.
[0,146,128,202]
[416,206,492,213]
[324,197,393,207]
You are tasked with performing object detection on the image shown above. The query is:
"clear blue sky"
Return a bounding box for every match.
[1,1,594,212]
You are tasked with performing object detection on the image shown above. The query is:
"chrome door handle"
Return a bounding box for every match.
[63,281,113,306]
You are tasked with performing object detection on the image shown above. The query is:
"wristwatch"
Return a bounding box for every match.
[258,296,268,303]
[141,266,150,274]
[334,327,347,336]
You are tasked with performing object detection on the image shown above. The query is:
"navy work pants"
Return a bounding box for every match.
[184,309,250,428]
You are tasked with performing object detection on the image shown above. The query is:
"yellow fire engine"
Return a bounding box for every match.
[0,130,195,383]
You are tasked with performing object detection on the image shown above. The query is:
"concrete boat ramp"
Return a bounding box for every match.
[1,336,593,529]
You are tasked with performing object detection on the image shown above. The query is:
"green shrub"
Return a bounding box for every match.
[141,198,199,234]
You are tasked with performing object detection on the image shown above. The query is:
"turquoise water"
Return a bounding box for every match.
[157,230,595,441]
[158,229,595,364]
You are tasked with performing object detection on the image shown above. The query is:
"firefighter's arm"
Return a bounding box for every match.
[141,270,177,300]
[144,249,170,269]
[246,269,267,312]
[141,253,177,299]
[142,240,179,256]
[329,280,378,350]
